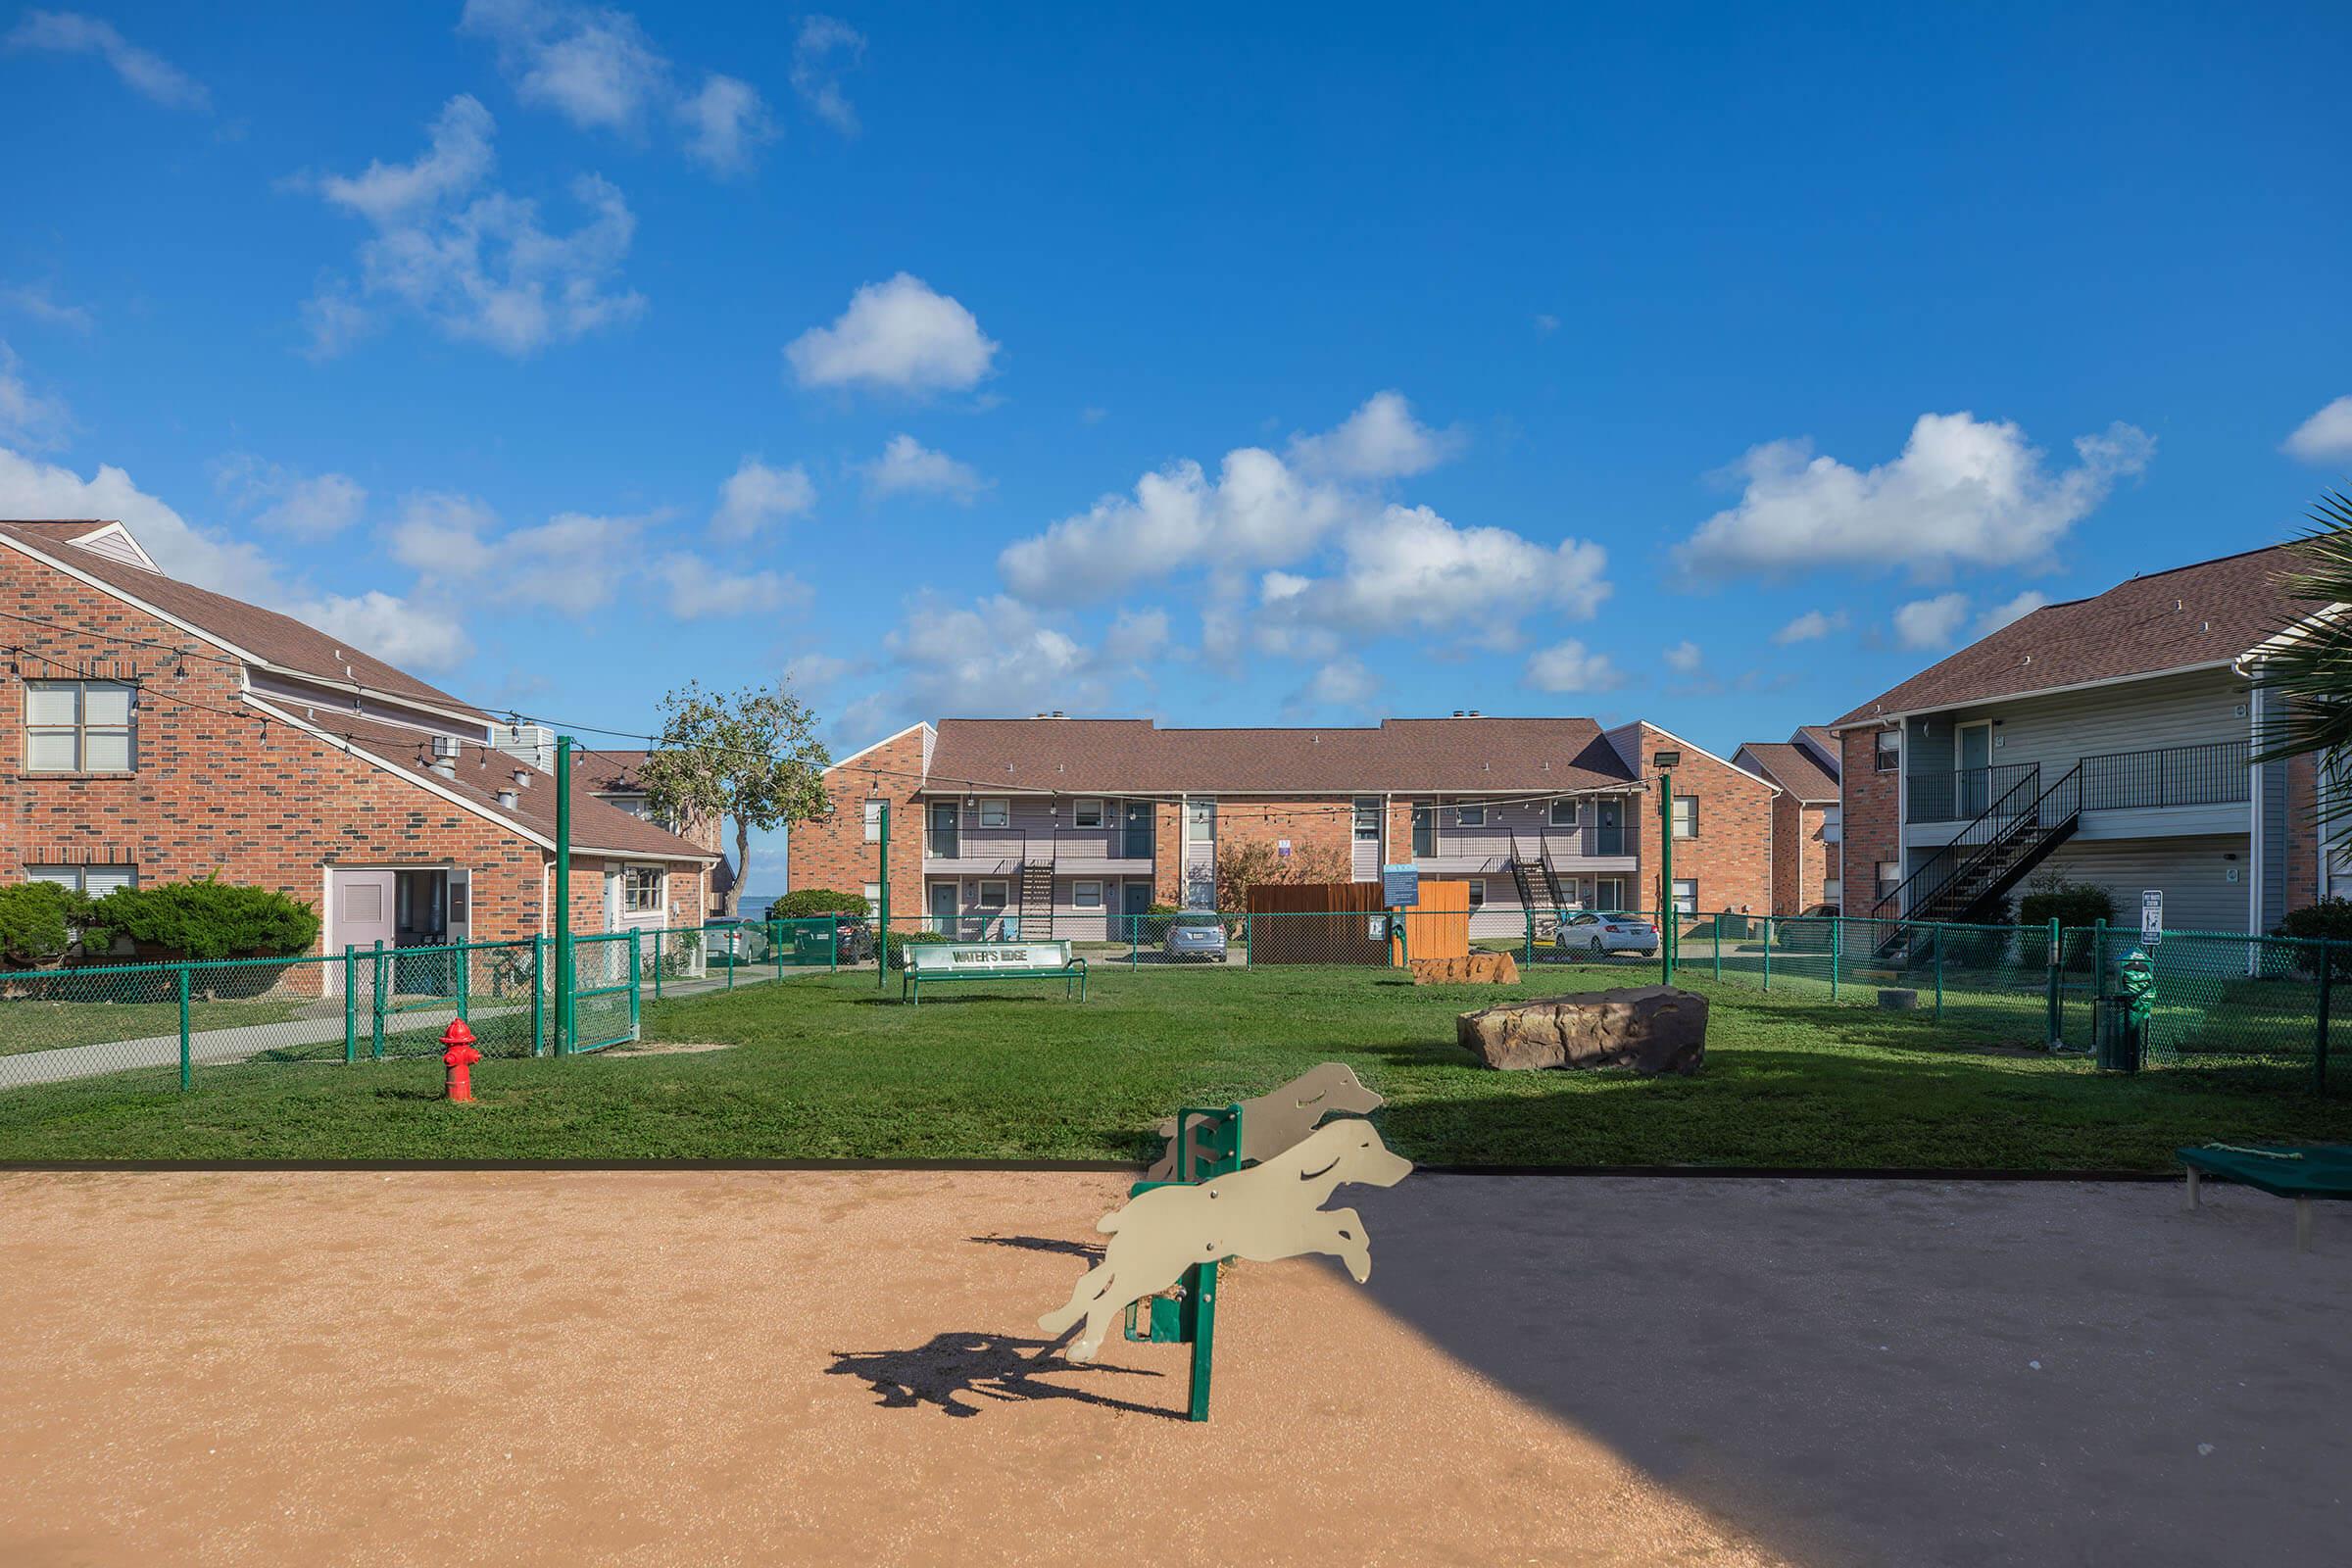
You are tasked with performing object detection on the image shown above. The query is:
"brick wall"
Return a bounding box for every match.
[0,546,598,952]
[1629,726,1775,915]
[795,725,927,919]
[1841,726,1900,914]
[1767,798,1840,914]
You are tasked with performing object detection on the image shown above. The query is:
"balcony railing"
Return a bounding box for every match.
[1907,741,2251,824]
[924,826,1153,865]
[2080,740,2249,811]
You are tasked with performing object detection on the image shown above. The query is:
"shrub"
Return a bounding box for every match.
[769,888,869,918]
[0,881,88,966]
[2018,876,2116,973]
[2274,898,2352,978]
[90,876,320,960]
[883,928,950,969]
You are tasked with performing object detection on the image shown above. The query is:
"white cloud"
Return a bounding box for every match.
[861,433,988,504]
[1,282,95,332]
[677,74,774,173]
[783,650,859,696]
[5,10,208,110]
[867,593,1105,720]
[214,455,367,539]
[1101,607,1170,664]
[386,492,643,615]
[1662,639,1703,674]
[1303,658,1379,709]
[1679,413,2154,580]
[1258,504,1610,651]
[786,273,998,395]
[2283,397,2352,465]
[1534,313,1560,335]
[460,0,666,132]
[1977,589,2048,636]
[1001,448,1354,605]
[657,554,803,619]
[0,444,469,669]
[1772,608,1847,645]
[1524,639,1625,695]
[791,16,865,133]
[710,458,815,540]
[303,96,645,359]
[1893,592,1973,650]
[0,341,71,448]
[1286,391,1463,480]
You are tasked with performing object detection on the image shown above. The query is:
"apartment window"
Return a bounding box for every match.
[1821,806,1842,844]
[1671,878,1698,914]
[1874,730,1900,773]
[25,680,133,772]
[1410,805,1434,857]
[1595,876,1628,910]
[1876,860,1900,900]
[980,798,1010,828]
[26,863,136,895]
[1455,805,1487,827]
[1672,795,1698,839]
[1353,797,1381,841]
[621,865,663,913]
[1073,798,1104,829]
[1548,800,1578,827]
[978,880,1007,907]
[1073,880,1103,908]
[862,800,884,843]
[862,881,881,916]
[1466,877,1486,910]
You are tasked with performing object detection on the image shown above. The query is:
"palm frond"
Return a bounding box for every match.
[2251,493,2352,836]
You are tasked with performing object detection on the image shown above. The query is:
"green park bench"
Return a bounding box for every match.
[900,939,1088,1005]
[2180,1142,2352,1252]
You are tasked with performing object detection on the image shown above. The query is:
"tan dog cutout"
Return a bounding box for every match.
[1144,1061,1386,1183]
[1041,1119,1414,1362]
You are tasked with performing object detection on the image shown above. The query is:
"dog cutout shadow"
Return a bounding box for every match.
[826,1331,1167,1420]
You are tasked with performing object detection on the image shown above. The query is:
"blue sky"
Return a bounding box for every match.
[5,4,2350,888]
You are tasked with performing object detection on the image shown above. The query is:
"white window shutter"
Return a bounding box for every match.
[81,865,136,896]
[26,730,77,770]
[24,684,77,726]
[81,684,133,726]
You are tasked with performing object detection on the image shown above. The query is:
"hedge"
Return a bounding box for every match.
[767,888,870,918]
[0,882,89,966]
[90,877,321,960]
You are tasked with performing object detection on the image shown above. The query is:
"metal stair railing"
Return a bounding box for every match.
[1872,764,2040,921]
[1896,763,2085,930]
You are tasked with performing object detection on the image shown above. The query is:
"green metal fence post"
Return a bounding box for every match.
[1130,914,1140,968]
[628,928,643,1042]
[343,946,357,1064]
[531,934,547,1056]
[1830,917,1842,1003]
[2318,938,2333,1095]
[726,930,736,991]
[1934,923,1944,1024]
[1762,915,1772,991]
[1524,908,1536,967]
[653,930,663,1001]
[830,918,839,973]
[555,733,573,1059]
[873,800,890,992]
[1714,910,1723,982]
[2044,916,2063,1050]
[456,938,470,1023]
[772,918,784,981]
[2091,917,2108,1055]
[370,939,387,1060]
[176,962,191,1093]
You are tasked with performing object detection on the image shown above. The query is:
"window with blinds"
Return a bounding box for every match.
[25,681,134,772]
[26,864,137,894]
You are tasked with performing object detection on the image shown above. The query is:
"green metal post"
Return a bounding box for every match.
[371,940,387,1060]
[1831,916,1842,1002]
[628,928,642,1042]
[2318,938,2333,1095]
[1525,907,1536,967]
[343,946,357,1063]
[829,917,839,973]
[772,918,784,980]
[1762,915,1772,992]
[1658,769,1674,986]
[653,931,663,1000]
[456,938,470,1022]
[177,962,191,1093]
[1934,923,1944,1024]
[2092,918,2109,1055]
[2044,916,2063,1050]
[555,733,574,1058]
[1131,914,1140,968]
[1185,1258,1219,1421]
[531,934,547,1056]
[727,930,736,989]
[874,801,890,991]
[1714,910,1724,982]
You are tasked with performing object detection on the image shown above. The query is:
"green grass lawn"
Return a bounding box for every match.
[0,997,313,1056]
[1,965,2347,1167]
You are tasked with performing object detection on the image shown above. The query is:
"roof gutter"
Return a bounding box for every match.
[1828,658,2247,733]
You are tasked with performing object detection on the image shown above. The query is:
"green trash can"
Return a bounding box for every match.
[2097,948,2154,1072]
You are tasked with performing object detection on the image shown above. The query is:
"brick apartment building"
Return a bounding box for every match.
[1830,544,2327,936]
[791,713,1780,939]
[1,519,715,975]
[1733,727,1842,915]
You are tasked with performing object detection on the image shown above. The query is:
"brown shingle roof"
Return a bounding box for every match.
[1736,742,1838,802]
[914,716,1638,795]
[263,704,712,861]
[0,520,485,719]
[1833,544,2304,726]
[575,748,651,793]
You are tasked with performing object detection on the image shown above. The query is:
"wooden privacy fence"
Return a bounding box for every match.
[1245,880,1468,965]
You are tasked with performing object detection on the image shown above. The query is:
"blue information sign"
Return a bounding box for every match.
[1382,864,1419,908]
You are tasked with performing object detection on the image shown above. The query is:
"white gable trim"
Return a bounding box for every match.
[823,719,936,775]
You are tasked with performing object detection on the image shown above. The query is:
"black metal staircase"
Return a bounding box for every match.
[1019,855,1054,938]
[1507,834,1567,911]
[1873,763,2083,960]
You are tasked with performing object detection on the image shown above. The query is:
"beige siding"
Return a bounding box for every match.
[1912,666,2248,785]
[2031,835,2252,934]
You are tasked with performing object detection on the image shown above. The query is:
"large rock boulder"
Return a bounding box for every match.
[1456,985,1708,1074]
[1410,952,1521,986]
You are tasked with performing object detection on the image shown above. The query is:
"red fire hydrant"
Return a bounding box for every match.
[440,1018,482,1103]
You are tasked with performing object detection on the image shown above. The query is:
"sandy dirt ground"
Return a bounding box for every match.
[2,1170,2345,1568]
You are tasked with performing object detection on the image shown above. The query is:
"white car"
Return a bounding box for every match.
[1557,910,1658,957]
